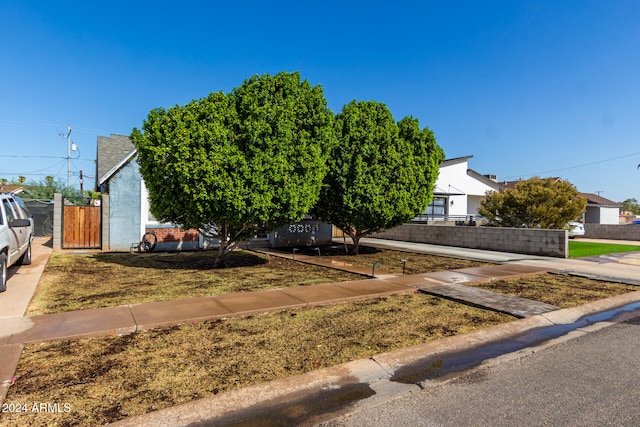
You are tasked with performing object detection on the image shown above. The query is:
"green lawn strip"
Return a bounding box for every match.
[568,241,640,258]
[5,294,510,426]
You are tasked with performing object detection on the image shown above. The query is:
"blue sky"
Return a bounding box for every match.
[1,0,639,202]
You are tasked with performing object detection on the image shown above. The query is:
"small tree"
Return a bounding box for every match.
[478,177,587,228]
[132,72,336,267]
[620,198,640,215]
[314,100,444,254]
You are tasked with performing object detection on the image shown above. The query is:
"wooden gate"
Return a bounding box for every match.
[63,205,102,249]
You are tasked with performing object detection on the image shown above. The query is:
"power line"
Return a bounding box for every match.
[0,155,93,162]
[503,151,640,180]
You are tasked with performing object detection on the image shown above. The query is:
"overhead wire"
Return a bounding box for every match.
[503,151,640,181]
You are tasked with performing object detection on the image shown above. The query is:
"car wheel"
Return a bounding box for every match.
[19,239,32,265]
[0,252,7,293]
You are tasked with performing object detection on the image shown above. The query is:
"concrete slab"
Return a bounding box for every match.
[458,264,547,280]
[278,283,362,304]
[383,274,440,286]
[421,270,489,284]
[130,297,233,329]
[0,237,52,319]
[8,306,136,344]
[419,283,560,318]
[335,280,412,296]
[0,317,26,345]
[214,289,307,314]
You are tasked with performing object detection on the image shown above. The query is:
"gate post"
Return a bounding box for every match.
[53,193,62,250]
[101,194,110,251]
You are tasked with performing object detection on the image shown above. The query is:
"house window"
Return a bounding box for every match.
[426,197,447,218]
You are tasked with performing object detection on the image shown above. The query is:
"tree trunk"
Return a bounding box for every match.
[352,234,361,255]
[214,243,229,268]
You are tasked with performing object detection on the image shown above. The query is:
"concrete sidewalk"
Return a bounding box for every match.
[1,236,640,425]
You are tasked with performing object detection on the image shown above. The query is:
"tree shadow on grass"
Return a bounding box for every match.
[91,250,268,271]
[282,244,383,257]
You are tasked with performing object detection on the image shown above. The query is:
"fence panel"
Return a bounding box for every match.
[62,205,101,249]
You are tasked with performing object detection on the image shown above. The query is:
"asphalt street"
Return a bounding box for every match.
[318,315,640,427]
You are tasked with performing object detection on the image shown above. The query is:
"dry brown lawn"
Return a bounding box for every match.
[25,247,489,315]
[470,273,638,307]
[5,295,511,426]
[3,247,638,426]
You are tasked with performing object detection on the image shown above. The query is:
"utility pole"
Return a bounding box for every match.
[66,125,72,187]
[79,169,83,193]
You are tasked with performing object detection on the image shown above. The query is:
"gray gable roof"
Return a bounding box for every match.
[96,134,136,188]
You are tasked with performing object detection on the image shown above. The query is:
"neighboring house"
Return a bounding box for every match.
[415,156,500,222]
[0,184,24,194]
[580,193,620,225]
[96,134,200,251]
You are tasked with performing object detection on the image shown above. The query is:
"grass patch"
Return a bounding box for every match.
[5,294,511,426]
[569,241,640,258]
[471,273,638,307]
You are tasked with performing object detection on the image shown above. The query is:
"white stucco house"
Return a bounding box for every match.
[415,155,500,222]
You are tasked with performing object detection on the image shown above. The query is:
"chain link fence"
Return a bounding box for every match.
[23,198,55,237]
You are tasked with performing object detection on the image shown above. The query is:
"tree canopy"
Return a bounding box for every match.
[314,100,444,254]
[478,177,587,229]
[15,177,88,201]
[131,71,336,267]
[620,198,640,215]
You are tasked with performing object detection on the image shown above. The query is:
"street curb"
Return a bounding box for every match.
[111,290,640,426]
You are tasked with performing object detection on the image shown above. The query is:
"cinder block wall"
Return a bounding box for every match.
[584,224,640,240]
[372,223,568,257]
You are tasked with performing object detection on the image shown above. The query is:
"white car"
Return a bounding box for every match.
[568,221,585,238]
[0,193,34,291]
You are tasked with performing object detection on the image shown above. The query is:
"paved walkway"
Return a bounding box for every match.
[420,283,560,318]
[2,236,640,424]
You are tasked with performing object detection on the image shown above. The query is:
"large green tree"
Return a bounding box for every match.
[314,100,444,254]
[478,177,587,228]
[131,72,336,267]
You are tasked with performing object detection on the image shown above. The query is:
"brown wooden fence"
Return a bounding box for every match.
[63,205,102,249]
[332,225,346,238]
